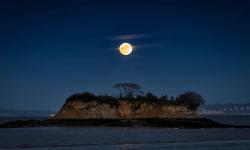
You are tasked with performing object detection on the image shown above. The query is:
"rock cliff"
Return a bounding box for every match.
[54,99,196,119]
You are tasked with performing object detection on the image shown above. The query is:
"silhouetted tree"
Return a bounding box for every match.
[170,96,175,101]
[146,92,158,100]
[176,91,205,111]
[66,92,97,103]
[136,95,146,100]
[113,83,143,98]
[159,95,168,101]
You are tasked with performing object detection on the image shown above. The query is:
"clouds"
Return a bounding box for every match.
[106,33,167,51]
[112,33,150,40]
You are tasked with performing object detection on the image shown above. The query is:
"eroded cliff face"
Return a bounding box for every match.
[54,100,196,119]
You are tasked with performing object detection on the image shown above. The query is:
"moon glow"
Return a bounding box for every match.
[119,43,133,55]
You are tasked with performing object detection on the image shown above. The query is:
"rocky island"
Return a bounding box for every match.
[1,83,249,128]
[54,94,195,119]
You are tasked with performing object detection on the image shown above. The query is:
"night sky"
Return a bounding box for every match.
[1,0,250,110]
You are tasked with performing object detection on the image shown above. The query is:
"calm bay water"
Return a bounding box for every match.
[0,115,250,150]
[202,114,250,126]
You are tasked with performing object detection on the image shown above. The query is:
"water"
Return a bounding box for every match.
[0,115,250,150]
[0,117,48,124]
[202,114,250,126]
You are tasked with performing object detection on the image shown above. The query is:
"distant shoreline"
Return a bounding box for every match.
[0,118,249,129]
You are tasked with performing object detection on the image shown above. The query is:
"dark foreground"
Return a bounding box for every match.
[0,118,249,128]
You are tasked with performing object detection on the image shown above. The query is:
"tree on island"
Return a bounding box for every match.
[113,83,144,98]
[145,92,158,101]
[176,91,205,111]
[66,84,205,112]
[159,95,168,101]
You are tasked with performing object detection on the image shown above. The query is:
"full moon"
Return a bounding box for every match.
[119,43,133,55]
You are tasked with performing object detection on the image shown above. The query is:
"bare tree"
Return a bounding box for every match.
[113,83,144,98]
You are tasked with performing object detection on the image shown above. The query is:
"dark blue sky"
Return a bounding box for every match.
[1,0,250,110]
